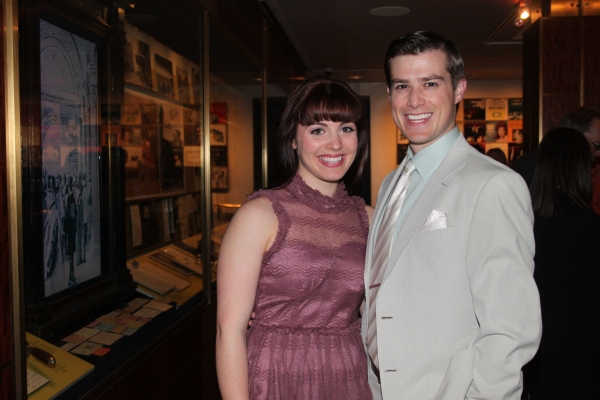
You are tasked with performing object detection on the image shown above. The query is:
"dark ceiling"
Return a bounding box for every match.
[260,0,533,82]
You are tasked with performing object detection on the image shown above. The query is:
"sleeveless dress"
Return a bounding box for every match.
[246,174,372,399]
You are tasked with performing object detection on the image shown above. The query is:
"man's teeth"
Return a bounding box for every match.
[407,113,432,121]
[320,156,342,163]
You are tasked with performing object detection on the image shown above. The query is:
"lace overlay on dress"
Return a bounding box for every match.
[245,174,372,399]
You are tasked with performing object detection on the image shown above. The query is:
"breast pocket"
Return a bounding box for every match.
[411,226,455,246]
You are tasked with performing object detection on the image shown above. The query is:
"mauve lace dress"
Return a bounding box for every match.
[246,174,372,399]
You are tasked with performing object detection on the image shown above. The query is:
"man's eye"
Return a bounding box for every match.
[395,84,408,90]
[425,82,437,87]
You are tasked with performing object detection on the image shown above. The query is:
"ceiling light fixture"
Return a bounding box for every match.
[515,0,530,26]
[369,6,410,17]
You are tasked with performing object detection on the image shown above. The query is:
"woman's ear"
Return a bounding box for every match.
[292,139,297,150]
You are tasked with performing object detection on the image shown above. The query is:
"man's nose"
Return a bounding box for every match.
[407,88,424,108]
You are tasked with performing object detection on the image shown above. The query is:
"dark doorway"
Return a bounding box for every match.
[253,96,372,205]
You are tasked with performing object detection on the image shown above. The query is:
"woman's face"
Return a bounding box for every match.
[293,120,358,189]
[497,126,506,137]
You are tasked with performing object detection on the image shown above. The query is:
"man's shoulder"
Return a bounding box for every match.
[454,148,528,193]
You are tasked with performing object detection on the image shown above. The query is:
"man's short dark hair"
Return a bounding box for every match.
[558,106,600,134]
[384,31,465,90]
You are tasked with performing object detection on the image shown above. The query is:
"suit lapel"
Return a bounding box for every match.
[381,135,472,283]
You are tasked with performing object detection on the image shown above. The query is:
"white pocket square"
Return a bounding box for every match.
[418,209,447,231]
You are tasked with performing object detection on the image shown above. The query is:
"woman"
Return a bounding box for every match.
[216,76,373,399]
[525,127,600,399]
[495,121,508,142]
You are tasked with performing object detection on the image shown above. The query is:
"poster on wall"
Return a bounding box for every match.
[508,98,523,120]
[124,37,152,90]
[463,99,486,120]
[176,66,191,103]
[210,102,229,192]
[154,53,175,98]
[40,19,102,297]
[485,98,508,121]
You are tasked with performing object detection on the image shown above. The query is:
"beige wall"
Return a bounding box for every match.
[350,80,523,206]
[210,83,259,207]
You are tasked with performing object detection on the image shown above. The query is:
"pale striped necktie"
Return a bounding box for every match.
[367,159,416,369]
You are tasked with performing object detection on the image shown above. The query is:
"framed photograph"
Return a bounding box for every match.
[20,6,134,340]
[210,124,227,146]
[176,66,190,103]
[397,127,409,144]
[211,166,229,191]
[154,53,175,98]
[210,102,228,124]
[191,67,202,105]
[124,32,152,90]
[397,144,409,165]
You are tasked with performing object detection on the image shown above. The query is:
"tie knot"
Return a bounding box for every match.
[403,159,416,177]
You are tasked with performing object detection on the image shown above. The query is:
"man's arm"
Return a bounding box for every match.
[465,170,542,399]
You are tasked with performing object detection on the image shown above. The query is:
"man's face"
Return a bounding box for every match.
[387,50,466,154]
[585,118,600,160]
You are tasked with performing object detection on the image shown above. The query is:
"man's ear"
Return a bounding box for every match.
[454,79,467,104]
[387,86,391,99]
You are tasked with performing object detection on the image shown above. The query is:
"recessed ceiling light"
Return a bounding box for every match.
[349,75,362,80]
[370,6,410,17]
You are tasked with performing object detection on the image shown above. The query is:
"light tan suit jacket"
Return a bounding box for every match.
[362,134,542,399]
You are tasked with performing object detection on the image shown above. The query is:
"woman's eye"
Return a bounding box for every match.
[341,126,355,134]
[310,128,324,135]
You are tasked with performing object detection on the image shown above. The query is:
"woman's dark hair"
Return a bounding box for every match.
[485,148,507,165]
[530,127,592,219]
[271,76,368,191]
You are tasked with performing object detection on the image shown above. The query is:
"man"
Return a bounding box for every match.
[558,107,600,214]
[362,31,542,399]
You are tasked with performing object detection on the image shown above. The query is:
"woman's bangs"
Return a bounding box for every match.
[297,89,361,126]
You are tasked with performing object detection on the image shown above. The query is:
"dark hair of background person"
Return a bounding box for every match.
[384,31,465,90]
[558,106,600,133]
[271,75,368,191]
[530,127,592,220]
[485,148,507,165]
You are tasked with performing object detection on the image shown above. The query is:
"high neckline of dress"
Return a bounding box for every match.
[287,174,350,211]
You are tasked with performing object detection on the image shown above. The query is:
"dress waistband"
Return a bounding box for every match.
[252,319,360,336]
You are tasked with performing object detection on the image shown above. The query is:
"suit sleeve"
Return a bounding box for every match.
[465,170,542,400]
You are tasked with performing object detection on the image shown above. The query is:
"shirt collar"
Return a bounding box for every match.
[407,127,460,181]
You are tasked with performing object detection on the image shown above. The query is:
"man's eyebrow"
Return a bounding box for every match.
[390,75,445,84]
[420,75,445,81]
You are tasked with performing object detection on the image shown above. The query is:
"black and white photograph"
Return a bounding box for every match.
[176,66,190,103]
[126,37,152,90]
[210,124,227,146]
[40,19,102,297]
[155,53,175,98]
[191,66,202,105]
